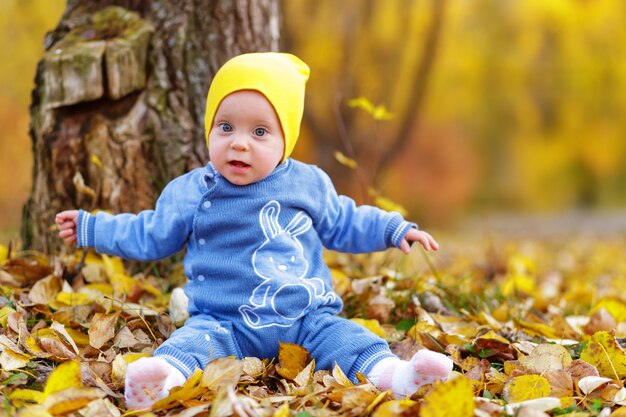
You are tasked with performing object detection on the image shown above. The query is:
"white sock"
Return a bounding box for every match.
[367,350,453,398]
[124,356,186,410]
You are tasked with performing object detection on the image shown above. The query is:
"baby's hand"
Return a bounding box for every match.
[400,228,439,254]
[55,210,79,245]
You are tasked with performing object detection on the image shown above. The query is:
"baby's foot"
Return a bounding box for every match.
[367,350,453,398]
[125,356,186,410]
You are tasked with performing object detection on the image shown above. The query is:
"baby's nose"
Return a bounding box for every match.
[278,264,288,271]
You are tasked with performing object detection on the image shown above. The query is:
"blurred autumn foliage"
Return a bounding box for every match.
[2,0,626,233]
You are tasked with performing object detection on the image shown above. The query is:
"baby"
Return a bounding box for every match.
[56,52,453,409]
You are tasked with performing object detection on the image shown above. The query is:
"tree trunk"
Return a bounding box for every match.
[22,0,280,252]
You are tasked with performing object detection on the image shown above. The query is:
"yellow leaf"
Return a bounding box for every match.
[330,268,351,296]
[276,342,311,380]
[43,359,83,398]
[372,399,418,417]
[123,352,150,364]
[43,387,105,415]
[503,374,551,403]
[421,376,475,417]
[332,362,354,387]
[64,328,90,346]
[368,189,408,217]
[501,274,535,296]
[516,319,561,339]
[347,97,375,113]
[351,318,387,338]
[110,272,137,296]
[0,244,8,264]
[0,305,15,327]
[580,331,626,379]
[347,97,394,120]
[101,254,125,279]
[201,357,243,391]
[273,403,290,417]
[8,388,45,405]
[90,154,102,167]
[592,298,626,322]
[56,291,93,306]
[334,151,357,169]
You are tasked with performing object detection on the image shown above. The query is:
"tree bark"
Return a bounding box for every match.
[22,0,280,252]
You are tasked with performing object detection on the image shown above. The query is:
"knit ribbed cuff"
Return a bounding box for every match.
[385,217,417,248]
[349,343,396,383]
[77,210,96,248]
[153,347,197,378]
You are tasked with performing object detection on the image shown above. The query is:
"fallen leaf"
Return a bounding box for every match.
[201,357,243,391]
[504,397,561,416]
[543,370,573,397]
[583,308,618,335]
[276,342,311,380]
[88,312,118,349]
[420,376,475,417]
[43,359,83,398]
[294,359,315,387]
[43,387,105,415]
[351,318,387,338]
[521,343,573,373]
[578,376,613,394]
[8,388,45,406]
[372,399,419,417]
[580,331,626,378]
[28,275,62,305]
[503,375,551,403]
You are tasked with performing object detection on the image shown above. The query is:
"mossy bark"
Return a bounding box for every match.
[23,0,280,252]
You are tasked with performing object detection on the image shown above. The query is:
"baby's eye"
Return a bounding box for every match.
[253,127,267,137]
[290,256,295,262]
[219,122,233,132]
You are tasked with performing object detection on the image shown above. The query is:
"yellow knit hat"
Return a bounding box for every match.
[204,52,310,162]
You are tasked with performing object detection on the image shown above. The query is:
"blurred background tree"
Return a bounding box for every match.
[1,0,626,244]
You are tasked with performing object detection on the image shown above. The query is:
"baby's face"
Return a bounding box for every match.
[208,91,285,186]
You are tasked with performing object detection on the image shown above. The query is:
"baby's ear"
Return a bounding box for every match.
[284,212,312,237]
[259,201,281,239]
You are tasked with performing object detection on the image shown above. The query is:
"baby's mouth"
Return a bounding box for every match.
[229,160,250,168]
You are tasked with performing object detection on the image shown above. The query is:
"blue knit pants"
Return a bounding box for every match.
[154,311,395,381]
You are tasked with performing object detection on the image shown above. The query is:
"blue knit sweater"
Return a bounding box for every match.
[77,159,414,328]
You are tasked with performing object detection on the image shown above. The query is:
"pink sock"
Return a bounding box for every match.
[125,356,186,410]
[367,350,453,398]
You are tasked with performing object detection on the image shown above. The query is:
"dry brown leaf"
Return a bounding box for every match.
[583,308,618,335]
[29,275,62,305]
[294,359,315,387]
[543,370,574,397]
[473,330,517,361]
[36,328,76,361]
[201,357,243,391]
[565,359,598,381]
[88,312,119,349]
[521,343,573,373]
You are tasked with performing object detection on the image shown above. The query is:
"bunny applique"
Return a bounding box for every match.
[239,200,336,328]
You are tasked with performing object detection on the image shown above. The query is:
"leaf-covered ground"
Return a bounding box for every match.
[1,233,626,417]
